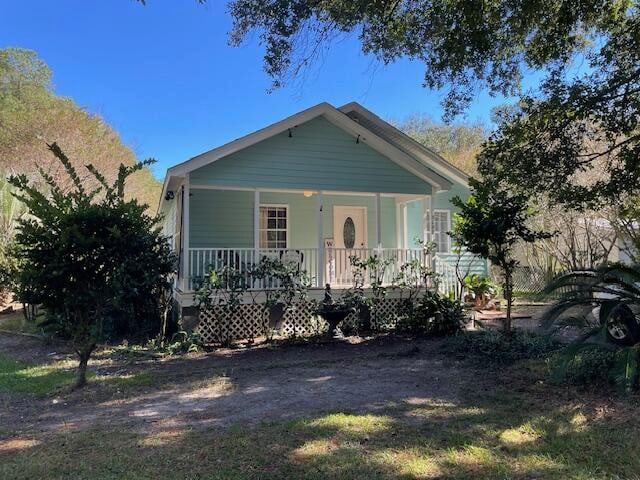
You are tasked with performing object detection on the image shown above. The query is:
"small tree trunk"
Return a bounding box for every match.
[503,268,513,333]
[74,344,95,389]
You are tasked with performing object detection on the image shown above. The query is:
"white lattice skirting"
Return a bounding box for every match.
[194,298,406,345]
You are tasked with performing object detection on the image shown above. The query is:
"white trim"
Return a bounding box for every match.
[253,190,260,257]
[395,199,402,249]
[402,203,408,249]
[433,209,452,253]
[316,192,324,287]
[160,101,454,203]
[258,204,290,249]
[190,185,418,197]
[375,193,382,248]
[181,175,190,291]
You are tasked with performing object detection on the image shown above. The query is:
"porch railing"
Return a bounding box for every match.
[326,248,430,287]
[187,247,463,292]
[188,248,318,290]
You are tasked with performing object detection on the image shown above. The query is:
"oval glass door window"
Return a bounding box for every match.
[343,217,356,248]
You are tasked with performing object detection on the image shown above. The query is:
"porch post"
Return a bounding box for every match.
[254,190,260,263]
[316,191,324,287]
[423,194,436,270]
[375,192,382,248]
[395,199,402,249]
[181,174,190,291]
[402,203,408,249]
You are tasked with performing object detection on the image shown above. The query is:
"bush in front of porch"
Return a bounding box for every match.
[192,249,466,345]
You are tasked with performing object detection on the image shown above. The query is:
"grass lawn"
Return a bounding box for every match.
[2,380,639,479]
[0,353,156,397]
[0,354,76,396]
[1,331,639,479]
[0,310,42,335]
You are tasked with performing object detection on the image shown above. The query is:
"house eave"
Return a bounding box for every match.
[157,100,471,209]
[165,102,452,190]
[338,102,470,188]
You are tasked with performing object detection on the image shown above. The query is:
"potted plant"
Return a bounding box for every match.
[463,274,497,309]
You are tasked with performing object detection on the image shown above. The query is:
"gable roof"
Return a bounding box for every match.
[339,102,470,186]
[160,102,468,210]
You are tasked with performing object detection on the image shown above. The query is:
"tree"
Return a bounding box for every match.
[0,172,25,303]
[0,48,161,208]
[451,179,549,332]
[525,202,618,273]
[228,1,625,115]
[477,12,640,207]
[227,2,637,205]
[394,115,486,176]
[9,144,175,388]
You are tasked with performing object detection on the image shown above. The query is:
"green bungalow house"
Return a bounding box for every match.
[158,101,486,311]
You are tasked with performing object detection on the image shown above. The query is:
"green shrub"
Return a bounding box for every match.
[549,343,640,392]
[147,330,204,356]
[397,291,466,336]
[446,329,561,363]
[9,144,176,388]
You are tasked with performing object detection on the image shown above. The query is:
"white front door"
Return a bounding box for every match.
[331,206,367,285]
[333,206,367,249]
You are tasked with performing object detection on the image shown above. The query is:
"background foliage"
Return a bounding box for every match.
[0,48,160,208]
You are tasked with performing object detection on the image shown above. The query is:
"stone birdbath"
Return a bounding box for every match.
[315,284,355,337]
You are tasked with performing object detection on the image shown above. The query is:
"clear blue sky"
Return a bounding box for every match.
[1,0,509,179]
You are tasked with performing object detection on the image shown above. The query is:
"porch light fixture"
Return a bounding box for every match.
[164,190,175,201]
[303,191,313,197]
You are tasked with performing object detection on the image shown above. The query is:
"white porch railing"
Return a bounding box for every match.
[186,247,471,294]
[434,255,458,297]
[326,248,430,287]
[188,248,318,290]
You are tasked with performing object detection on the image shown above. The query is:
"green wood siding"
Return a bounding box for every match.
[433,184,470,213]
[190,117,432,195]
[261,192,316,247]
[189,189,254,248]
[437,253,488,276]
[189,190,397,249]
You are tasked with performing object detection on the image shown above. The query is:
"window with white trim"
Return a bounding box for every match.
[259,205,288,249]
[433,210,451,253]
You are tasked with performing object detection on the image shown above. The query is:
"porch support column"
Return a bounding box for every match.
[395,199,403,249]
[316,191,324,288]
[375,192,382,248]
[423,194,436,270]
[253,190,260,263]
[403,203,408,249]
[181,174,190,291]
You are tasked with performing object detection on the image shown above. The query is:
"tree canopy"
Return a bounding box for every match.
[228,1,638,206]
[228,0,628,117]
[0,48,161,208]
[479,11,640,207]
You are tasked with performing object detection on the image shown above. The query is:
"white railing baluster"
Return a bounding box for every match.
[187,247,443,291]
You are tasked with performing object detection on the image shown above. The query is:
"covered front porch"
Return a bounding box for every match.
[180,185,444,291]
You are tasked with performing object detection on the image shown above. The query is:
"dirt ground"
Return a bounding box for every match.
[0,332,480,438]
[0,304,563,440]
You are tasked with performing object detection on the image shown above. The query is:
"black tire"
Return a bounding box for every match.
[601,303,640,346]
